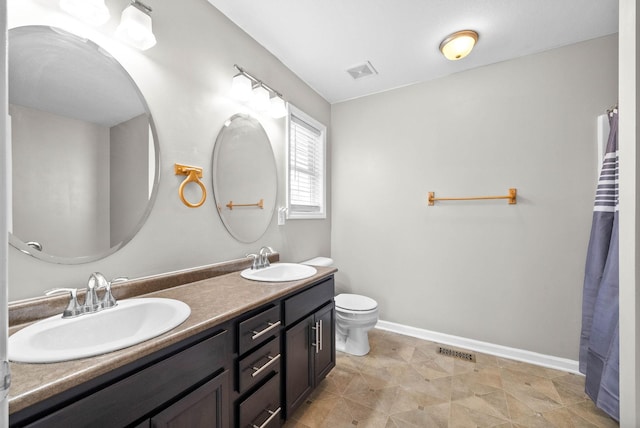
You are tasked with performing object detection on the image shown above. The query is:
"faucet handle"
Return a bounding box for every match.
[100,277,127,309]
[100,282,116,309]
[246,253,260,270]
[45,288,82,318]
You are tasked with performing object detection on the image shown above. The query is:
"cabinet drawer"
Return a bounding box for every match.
[238,305,281,355]
[238,374,281,428]
[284,277,334,326]
[238,336,281,394]
[24,329,229,428]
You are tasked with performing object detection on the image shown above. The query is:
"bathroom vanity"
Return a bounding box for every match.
[7,263,337,428]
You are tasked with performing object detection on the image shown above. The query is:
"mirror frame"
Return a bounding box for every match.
[8,25,161,264]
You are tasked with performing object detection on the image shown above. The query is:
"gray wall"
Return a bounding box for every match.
[331,35,618,360]
[7,0,331,301]
[110,114,149,247]
[10,104,110,257]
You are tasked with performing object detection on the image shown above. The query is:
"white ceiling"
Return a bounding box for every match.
[207,0,618,104]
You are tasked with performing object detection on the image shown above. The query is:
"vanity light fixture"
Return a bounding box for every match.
[231,64,288,119]
[231,73,253,102]
[439,30,478,61]
[116,0,157,51]
[59,0,110,26]
[251,84,271,113]
[270,95,287,119]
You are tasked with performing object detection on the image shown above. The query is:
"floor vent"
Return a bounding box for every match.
[437,346,476,363]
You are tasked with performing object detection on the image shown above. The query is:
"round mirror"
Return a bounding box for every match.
[212,114,277,243]
[8,26,159,263]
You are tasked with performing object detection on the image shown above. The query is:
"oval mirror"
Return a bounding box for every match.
[212,114,277,243]
[8,26,159,264]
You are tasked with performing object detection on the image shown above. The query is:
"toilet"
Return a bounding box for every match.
[301,257,379,356]
[334,294,378,356]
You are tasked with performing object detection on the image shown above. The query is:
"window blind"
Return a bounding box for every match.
[288,108,325,217]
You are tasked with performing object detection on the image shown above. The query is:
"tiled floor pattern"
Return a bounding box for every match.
[284,329,618,428]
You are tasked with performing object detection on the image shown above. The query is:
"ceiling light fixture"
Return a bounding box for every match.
[231,65,288,119]
[439,30,478,61]
[59,0,110,26]
[116,0,157,51]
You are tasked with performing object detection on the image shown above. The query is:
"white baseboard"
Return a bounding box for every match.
[375,319,581,375]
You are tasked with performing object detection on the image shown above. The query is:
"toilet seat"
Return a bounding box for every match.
[335,294,378,312]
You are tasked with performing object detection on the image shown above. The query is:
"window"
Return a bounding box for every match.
[286,104,326,219]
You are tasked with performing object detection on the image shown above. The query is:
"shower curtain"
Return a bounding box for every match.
[579,109,619,421]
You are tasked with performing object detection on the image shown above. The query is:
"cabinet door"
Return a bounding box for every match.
[314,302,335,383]
[150,370,229,428]
[285,315,314,417]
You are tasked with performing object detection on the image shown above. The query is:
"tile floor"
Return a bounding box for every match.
[284,329,619,428]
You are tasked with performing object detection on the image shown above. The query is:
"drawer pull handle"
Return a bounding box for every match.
[251,354,281,378]
[251,321,281,340]
[252,406,281,428]
[319,319,323,351]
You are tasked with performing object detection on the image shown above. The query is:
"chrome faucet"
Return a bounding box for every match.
[45,273,125,318]
[246,247,276,270]
[259,246,275,268]
[84,272,107,313]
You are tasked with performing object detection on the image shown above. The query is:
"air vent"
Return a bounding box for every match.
[346,61,378,80]
[437,346,476,362]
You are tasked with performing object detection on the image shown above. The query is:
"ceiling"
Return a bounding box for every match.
[10,26,146,127]
[207,0,618,104]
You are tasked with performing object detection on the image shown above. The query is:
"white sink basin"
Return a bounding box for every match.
[241,263,317,282]
[9,298,190,363]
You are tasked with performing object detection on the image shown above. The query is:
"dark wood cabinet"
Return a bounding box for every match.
[313,302,335,382]
[12,327,231,428]
[238,374,281,428]
[285,314,314,414]
[283,278,335,418]
[233,305,283,428]
[11,274,336,428]
[150,370,230,428]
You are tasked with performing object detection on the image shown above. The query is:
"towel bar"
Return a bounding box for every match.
[428,188,517,206]
[226,199,264,210]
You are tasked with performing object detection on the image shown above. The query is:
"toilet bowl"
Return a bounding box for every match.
[300,257,379,356]
[334,293,379,356]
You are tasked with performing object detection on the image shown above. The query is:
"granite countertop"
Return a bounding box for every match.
[8,266,337,414]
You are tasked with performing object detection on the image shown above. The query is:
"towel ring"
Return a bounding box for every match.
[175,164,207,208]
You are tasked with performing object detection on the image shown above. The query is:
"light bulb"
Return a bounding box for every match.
[116,3,157,50]
[270,95,287,119]
[251,85,270,112]
[231,74,253,102]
